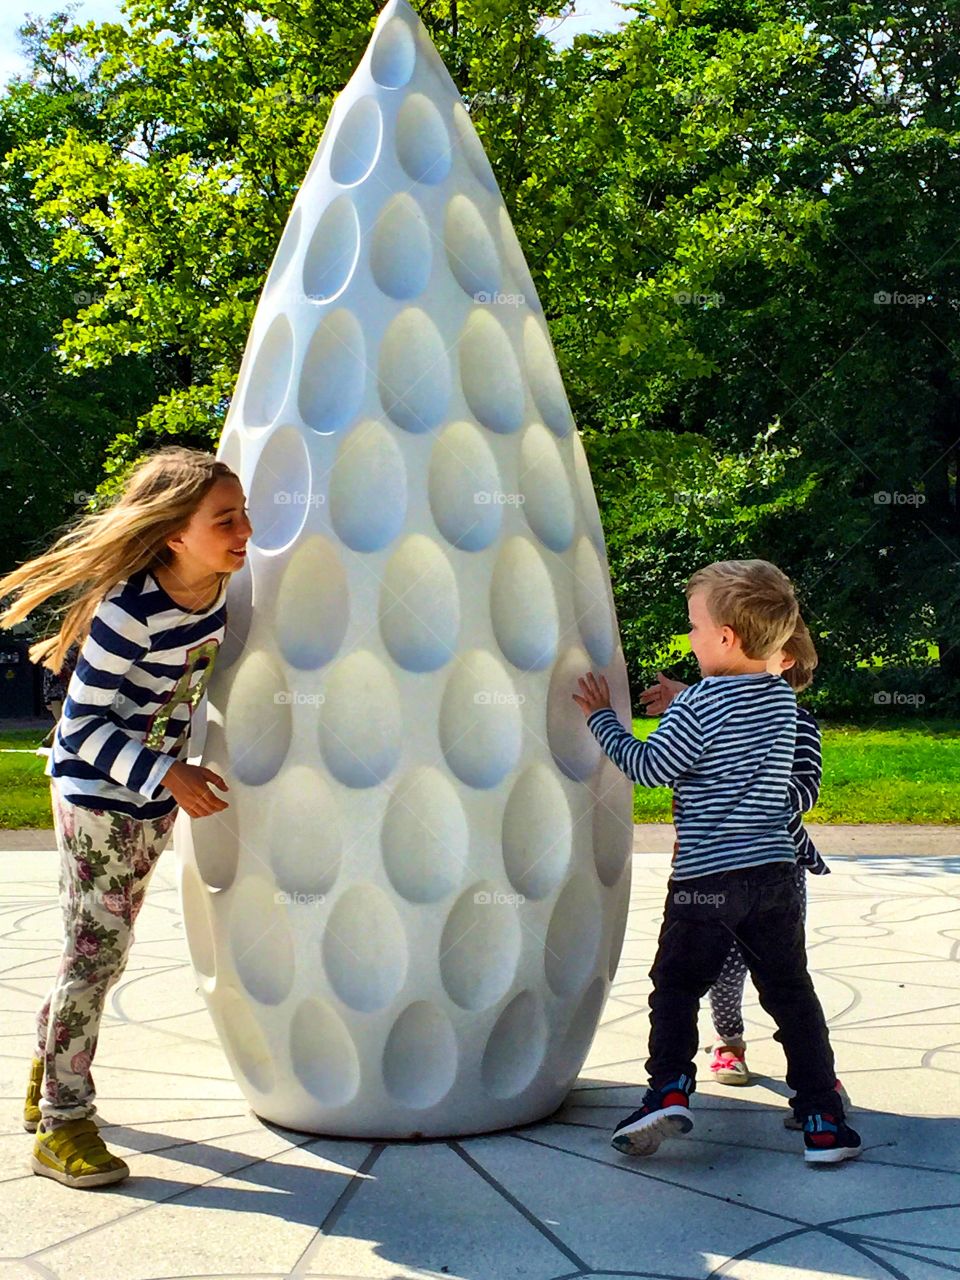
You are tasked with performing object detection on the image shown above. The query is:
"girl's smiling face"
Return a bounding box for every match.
[169,475,252,576]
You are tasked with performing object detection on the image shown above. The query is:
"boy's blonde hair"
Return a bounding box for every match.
[0,447,237,673]
[782,616,818,692]
[686,559,798,660]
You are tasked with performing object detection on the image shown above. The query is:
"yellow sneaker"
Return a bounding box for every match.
[32,1119,129,1189]
[23,1057,43,1132]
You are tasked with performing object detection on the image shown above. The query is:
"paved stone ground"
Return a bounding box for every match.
[1,839,957,1280]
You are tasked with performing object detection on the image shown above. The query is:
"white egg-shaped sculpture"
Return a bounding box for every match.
[176,0,633,1138]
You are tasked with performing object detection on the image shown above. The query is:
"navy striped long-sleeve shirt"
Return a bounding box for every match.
[47,569,227,819]
[788,706,829,875]
[588,672,798,880]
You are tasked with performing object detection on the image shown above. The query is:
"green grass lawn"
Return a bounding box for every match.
[0,730,56,829]
[1,720,957,828]
[627,716,958,824]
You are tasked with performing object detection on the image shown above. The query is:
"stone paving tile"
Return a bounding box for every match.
[0,846,956,1280]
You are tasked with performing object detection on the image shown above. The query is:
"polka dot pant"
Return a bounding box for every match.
[709,867,808,1043]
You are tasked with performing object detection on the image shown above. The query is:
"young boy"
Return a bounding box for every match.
[573,559,861,1166]
[640,619,848,1122]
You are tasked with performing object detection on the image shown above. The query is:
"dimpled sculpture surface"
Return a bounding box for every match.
[176,0,634,1137]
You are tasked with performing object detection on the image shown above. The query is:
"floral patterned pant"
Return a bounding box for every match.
[36,783,177,1128]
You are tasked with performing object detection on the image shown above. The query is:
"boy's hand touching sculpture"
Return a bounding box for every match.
[572,672,612,716]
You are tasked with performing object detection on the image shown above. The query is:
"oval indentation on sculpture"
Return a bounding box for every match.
[181,863,216,980]
[370,194,432,300]
[382,766,467,904]
[320,651,402,788]
[191,783,239,890]
[302,195,360,303]
[396,92,451,185]
[248,426,311,552]
[607,645,633,727]
[218,429,243,478]
[546,646,602,782]
[439,883,521,1011]
[275,536,349,669]
[329,419,407,551]
[379,307,451,433]
[518,423,575,553]
[524,316,572,437]
[268,766,342,897]
[383,1002,457,1108]
[452,101,498,192]
[379,535,459,672]
[572,432,606,552]
[439,650,523,789]
[490,536,559,672]
[229,876,295,1005]
[459,310,524,434]
[574,536,616,668]
[200,719,229,778]
[263,205,302,297]
[242,314,293,429]
[218,558,252,670]
[370,14,417,88]
[555,976,606,1087]
[302,113,332,187]
[217,988,274,1094]
[481,991,548,1098]
[499,205,541,312]
[445,194,501,301]
[224,650,292,785]
[323,884,407,1012]
[609,888,630,981]
[303,90,351,186]
[502,764,572,900]
[428,421,503,551]
[544,875,603,998]
[415,21,454,95]
[290,998,360,1106]
[299,308,366,434]
[592,757,633,888]
[330,96,382,186]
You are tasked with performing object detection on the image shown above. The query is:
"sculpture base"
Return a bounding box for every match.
[248,1088,573,1140]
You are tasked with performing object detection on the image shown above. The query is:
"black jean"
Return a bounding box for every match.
[645,861,842,1118]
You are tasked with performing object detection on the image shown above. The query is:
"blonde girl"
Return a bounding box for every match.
[0,447,251,1188]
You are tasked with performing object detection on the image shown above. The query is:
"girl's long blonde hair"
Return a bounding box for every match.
[0,447,237,673]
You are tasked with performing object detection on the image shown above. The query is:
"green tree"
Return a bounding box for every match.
[524,0,959,705]
[0,14,156,577]
[7,0,567,469]
[5,0,957,710]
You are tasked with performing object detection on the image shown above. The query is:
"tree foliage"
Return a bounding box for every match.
[2,0,957,711]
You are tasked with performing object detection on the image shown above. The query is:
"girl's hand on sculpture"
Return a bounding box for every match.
[572,672,612,716]
[637,672,688,716]
[164,761,230,818]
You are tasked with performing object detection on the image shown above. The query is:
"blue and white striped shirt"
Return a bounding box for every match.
[788,706,828,875]
[588,672,798,880]
[47,570,227,819]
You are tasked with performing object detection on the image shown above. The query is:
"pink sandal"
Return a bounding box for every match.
[709,1041,751,1086]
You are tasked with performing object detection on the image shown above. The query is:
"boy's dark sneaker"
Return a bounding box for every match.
[611,1075,694,1156]
[802,1112,862,1166]
[785,1078,849,1130]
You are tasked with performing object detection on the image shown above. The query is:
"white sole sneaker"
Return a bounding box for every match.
[804,1141,863,1166]
[30,1152,129,1188]
[612,1106,694,1156]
